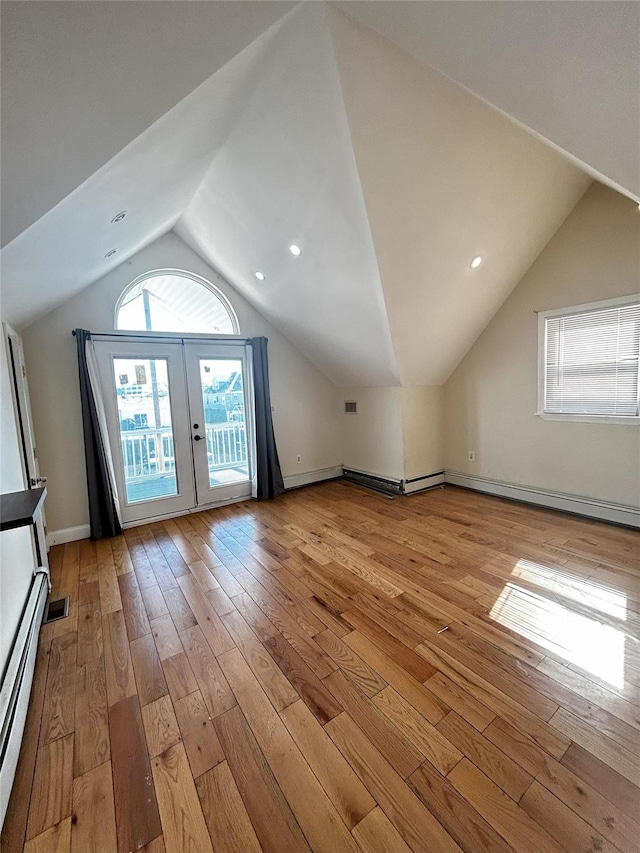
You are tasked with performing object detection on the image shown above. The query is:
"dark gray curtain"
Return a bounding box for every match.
[75,329,122,538]
[250,337,285,500]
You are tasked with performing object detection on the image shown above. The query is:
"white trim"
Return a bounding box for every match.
[537,292,640,320]
[284,466,343,490]
[444,471,640,528]
[403,472,445,494]
[46,525,91,547]
[535,412,638,425]
[115,268,240,335]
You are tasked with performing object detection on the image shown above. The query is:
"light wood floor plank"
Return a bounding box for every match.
[447,758,565,853]
[195,761,263,853]
[74,659,110,777]
[549,706,640,786]
[24,818,71,853]
[520,780,620,853]
[351,807,411,853]
[221,608,299,711]
[218,648,361,853]
[70,761,117,853]
[280,699,376,829]
[26,734,74,841]
[151,742,214,853]
[408,761,516,853]
[326,711,463,853]
[39,632,77,745]
[141,694,182,759]
[437,710,533,801]
[214,705,311,853]
[174,690,225,778]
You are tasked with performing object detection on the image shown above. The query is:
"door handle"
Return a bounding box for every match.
[30,476,47,486]
[193,435,202,441]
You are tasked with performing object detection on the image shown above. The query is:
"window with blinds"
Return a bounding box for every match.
[539,298,640,419]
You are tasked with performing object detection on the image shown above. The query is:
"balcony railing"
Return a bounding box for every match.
[120,422,247,479]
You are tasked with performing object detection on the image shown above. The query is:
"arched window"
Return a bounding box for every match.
[115,270,240,334]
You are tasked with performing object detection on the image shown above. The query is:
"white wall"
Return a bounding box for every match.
[0,325,35,674]
[340,385,444,483]
[21,232,342,535]
[340,387,404,481]
[444,183,640,508]
[402,386,444,480]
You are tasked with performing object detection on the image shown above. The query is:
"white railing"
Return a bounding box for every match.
[205,423,247,471]
[121,422,247,479]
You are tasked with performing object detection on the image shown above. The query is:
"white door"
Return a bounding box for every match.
[96,341,195,523]
[184,342,252,507]
[95,338,252,524]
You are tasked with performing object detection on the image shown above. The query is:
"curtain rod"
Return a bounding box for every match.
[72,330,251,344]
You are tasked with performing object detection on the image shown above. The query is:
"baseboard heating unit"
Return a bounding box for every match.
[343,469,445,497]
[342,469,403,496]
[0,568,49,827]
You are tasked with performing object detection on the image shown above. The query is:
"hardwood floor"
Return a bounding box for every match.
[3,482,639,853]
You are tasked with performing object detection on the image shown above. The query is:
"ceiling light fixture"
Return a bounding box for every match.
[105,249,117,258]
[470,255,483,269]
[255,271,266,281]
[111,211,127,223]
[289,244,302,257]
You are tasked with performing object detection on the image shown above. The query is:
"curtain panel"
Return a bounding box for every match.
[249,337,285,501]
[74,329,122,538]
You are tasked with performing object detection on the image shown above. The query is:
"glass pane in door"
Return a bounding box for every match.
[199,359,248,487]
[113,358,178,503]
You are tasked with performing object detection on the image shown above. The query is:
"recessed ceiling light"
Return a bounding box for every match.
[105,249,117,258]
[470,255,483,269]
[255,271,266,281]
[289,244,302,257]
[111,211,127,223]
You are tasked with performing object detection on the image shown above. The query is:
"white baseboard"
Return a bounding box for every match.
[444,471,640,528]
[403,472,445,494]
[46,524,91,547]
[284,466,343,490]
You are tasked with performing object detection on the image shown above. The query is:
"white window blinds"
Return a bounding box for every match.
[544,302,640,417]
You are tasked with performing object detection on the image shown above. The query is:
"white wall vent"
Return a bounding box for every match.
[344,400,358,414]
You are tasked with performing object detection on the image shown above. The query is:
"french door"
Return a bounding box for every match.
[95,338,253,524]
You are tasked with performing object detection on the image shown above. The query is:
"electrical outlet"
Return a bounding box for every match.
[468,451,475,461]
[296,454,302,463]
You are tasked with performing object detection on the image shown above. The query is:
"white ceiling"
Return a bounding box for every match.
[0,0,294,246]
[175,4,398,386]
[0,1,621,388]
[0,14,283,329]
[339,1,640,201]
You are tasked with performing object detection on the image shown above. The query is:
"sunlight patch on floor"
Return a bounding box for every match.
[489,582,626,688]
[511,559,627,620]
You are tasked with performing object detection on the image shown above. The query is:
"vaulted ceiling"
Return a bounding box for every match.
[2,1,632,386]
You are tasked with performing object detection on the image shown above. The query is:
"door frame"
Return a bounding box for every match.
[3,324,48,564]
[94,333,255,525]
